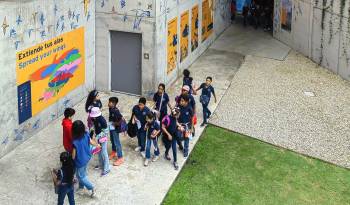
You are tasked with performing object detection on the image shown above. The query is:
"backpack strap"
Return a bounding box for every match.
[161,115,171,128]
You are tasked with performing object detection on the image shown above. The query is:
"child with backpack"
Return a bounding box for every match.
[177,94,194,158]
[90,107,110,176]
[52,152,76,205]
[153,83,172,122]
[195,76,217,127]
[108,97,124,166]
[62,108,75,153]
[162,107,182,170]
[85,90,103,129]
[144,112,161,166]
[71,120,98,197]
[132,97,151,158]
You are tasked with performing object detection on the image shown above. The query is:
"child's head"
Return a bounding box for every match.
[171,107,180,118]
[64,108,75,119]
[183,69,190,78]
[146,112,155,123]
[206,76,213,85]
[85,90,100,112]
[138,97,146,110]
[181,85,190,94]
[72,120,86,139]
[158,83,165,94]
[179,94,189,106]
[108,97,118,108]
[59,151,74,183]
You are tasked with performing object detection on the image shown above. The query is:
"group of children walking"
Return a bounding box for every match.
[53,69,216,204]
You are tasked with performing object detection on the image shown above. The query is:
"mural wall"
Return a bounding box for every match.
[274,0,350,81]
[0,0,95,158]
[157,0,231,84]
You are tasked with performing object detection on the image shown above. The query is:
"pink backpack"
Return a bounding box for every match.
[161,115,171,128]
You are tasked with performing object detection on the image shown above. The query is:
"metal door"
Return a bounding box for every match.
[110,31,142,95]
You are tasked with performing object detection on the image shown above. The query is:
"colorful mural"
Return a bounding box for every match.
[281,0,292,31]
[167,17,178,74]
[191,5,199,52]
[202,0,214,42]
[16,27,85,124]
[180,11,189,62]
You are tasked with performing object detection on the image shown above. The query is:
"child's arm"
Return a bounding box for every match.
[212,87,217,103]
[72,148,76,160]
[90,138,100,147]
[161,124,172,140]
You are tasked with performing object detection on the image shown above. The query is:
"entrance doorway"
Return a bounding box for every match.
[110,31,142,95]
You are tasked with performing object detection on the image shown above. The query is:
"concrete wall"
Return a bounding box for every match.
[274,0,350,81]
[95,0,157,96]
[0,0,95,158]
[155,0,231,86]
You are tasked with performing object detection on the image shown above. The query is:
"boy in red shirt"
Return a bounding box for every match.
[62,108,75,153]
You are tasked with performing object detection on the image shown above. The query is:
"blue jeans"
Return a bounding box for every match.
[202,103,211,123]
[146,137,160,159]
[137,129,146,152]
[163,133,178,162]
[57,184,75,205]
[98,141,110,173]
[110,130,123,158]
[184,138,190,157]
[76,166,94,190]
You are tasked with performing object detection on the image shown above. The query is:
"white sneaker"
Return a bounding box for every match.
[152,155,159,162]
[90,189,96,198]
[144,159,149,166]
[134,146,141,152]
[140,151,146,158]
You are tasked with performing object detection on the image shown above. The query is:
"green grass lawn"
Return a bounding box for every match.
[163,126,350,205]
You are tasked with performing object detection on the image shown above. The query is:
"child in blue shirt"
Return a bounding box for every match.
[132,97,151,157]
[153,83,172,122]
[144,112,161,166]
[195,76,217,126]
[178,94,194,158]
[108,97,124,166]
[90,107,110,176]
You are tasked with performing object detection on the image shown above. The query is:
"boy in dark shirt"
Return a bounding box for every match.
[153,83,172,122]
[132,97,151,157]
[178,94,194,158]
[182,69,194,94]
[195,76,217,126]
[108,97,124,166]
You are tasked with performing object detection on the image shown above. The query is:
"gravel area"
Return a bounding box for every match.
[211,51,350,168]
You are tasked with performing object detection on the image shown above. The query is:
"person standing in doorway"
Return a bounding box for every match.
[195,76,217,127]
[132,97,151,158]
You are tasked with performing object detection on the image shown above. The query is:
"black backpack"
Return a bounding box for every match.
[127,114,138,138]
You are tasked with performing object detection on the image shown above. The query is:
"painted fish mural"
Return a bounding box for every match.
[29,48,82,101]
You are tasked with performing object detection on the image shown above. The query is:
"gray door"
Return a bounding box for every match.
[111,31,142,95]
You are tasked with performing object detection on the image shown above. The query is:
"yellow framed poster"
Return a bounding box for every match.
[180,10,189,62]
[202,0,214,42]
[167,17,178,74]
[191,5,199,52]
[16,27,85,124]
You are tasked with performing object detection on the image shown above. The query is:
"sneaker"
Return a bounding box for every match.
[134,146,141,152]
[184,153,188,158]
[144,159,149,166]
[94,165,100,170]
[113,157,124,166]
[178,145,184,151]
[200,123,206,127]
[140,151,146,158]
[90,189,96,198]
[164,154,171,161]
[109,151,116,159]
[152,155,159,162]
[101,170,110,177]
[173,162,179,170]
